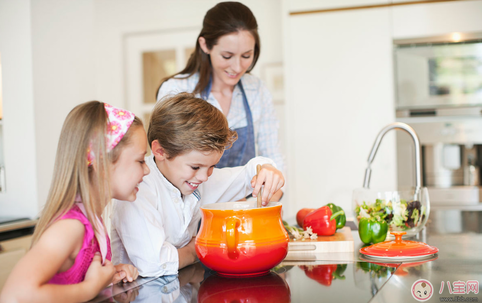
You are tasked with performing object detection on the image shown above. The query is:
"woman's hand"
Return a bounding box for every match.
[251,164,285,206]
[113,263,139,284]
[84,253,116,294]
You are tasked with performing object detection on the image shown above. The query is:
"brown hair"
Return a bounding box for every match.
[148,93,237,158]
[32,101,143,246]
[158,1,260,95]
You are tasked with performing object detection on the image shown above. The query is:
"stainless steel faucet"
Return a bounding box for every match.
[363,122,422,189]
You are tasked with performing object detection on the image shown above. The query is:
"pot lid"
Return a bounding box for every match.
[359,232,439,260]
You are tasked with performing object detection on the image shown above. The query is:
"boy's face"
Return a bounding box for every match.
[156,148,223,196]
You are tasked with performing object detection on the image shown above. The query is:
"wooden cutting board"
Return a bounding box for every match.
[285,227,354,261]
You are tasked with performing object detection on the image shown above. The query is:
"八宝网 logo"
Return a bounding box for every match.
[412,279,434,301]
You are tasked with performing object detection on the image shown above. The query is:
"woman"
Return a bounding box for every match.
[156,2,284,201]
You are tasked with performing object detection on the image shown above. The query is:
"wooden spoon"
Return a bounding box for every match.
[256,164,262,208]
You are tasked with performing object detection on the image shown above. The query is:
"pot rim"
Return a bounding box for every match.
[201,201,282,210]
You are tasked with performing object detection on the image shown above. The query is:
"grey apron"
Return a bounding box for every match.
[201,78,256,168]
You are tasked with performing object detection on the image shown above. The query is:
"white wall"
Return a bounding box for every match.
[31,0,96,215]
[282,5,397,220]
[0,0,38,218]
[0,0,96,217]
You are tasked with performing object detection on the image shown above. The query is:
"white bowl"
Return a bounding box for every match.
[352,187,430,237]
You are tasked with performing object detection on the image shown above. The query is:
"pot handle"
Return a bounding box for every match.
[226,216,240,255]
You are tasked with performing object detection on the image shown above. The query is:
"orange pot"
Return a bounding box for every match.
[195,201,289,277]
[198,272,291,303]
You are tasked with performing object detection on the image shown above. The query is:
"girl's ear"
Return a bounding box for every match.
[151,140,168,161]
[198,37,210,55]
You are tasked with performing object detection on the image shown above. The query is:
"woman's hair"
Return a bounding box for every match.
[31,101,143,246]
[158,1,260,95]
[148,93,237,158]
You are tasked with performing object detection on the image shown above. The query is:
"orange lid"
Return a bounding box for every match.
[360,232,439,259]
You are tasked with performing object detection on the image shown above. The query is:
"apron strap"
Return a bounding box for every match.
[201,77,256,168]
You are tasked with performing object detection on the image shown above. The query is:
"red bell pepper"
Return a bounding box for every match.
[296,208,315,227]
[303,206,345,236]
[299,264,337,286]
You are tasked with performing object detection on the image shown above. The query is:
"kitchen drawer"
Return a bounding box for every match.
[0,235,31,292]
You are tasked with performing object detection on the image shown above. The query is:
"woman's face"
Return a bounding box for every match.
[201,30,255,88]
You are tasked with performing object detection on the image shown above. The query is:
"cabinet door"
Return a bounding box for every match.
[287,0,390,13]
[392,0,482,39]
[0,235,31,291]
[284,8,396,216]
[125,28,199,125]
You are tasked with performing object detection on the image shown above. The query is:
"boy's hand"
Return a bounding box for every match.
[113,263,139,284]
[114,289,139,303]
[251,164,284,206]
[84,253,116,294]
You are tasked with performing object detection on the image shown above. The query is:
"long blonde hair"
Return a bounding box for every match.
[32,101,142,246]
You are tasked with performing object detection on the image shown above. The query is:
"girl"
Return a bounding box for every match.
[156,2,285,201]
[111,93,284,277]
[0,102,149,303]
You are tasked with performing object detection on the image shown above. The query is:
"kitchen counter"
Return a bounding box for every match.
[0,218,37,242]
[87,225,482,303]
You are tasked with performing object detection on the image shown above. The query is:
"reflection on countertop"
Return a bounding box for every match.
[90,216,482,303]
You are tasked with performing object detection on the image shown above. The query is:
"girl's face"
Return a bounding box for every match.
[156,149,223,196]
[202,30,255,89]
[111,126,150,202]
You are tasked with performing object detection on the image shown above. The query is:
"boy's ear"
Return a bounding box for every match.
[151,140,168,161]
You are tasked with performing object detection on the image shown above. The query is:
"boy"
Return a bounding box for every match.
[111,93,284,277]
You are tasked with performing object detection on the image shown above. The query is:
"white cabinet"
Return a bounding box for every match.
[287,0,389,12]
[0,235,31,291]
[0,0,39,218]
[283,7,397,218]
[392,0,482,39]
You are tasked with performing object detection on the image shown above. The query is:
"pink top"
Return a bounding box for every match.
[49,205,112,285]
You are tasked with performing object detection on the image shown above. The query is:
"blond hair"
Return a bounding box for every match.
[32,101,143,246]
[148,93,237,158]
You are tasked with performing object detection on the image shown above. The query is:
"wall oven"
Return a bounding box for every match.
[394,33,482,206]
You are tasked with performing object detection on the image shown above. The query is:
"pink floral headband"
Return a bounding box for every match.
[87,103,135,166]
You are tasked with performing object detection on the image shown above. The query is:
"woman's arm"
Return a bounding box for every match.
[0,220,115,303]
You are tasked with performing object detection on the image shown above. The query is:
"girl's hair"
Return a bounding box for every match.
[32,101,143,246]
[157,1,260,95]
[148,93,237,158]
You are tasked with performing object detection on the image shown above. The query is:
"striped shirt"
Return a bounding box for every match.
[157,72,285,173]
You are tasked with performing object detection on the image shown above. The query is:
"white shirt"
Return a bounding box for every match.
[111,155,275,277]
[157,73,285,173]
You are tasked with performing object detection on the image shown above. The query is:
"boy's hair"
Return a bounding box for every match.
[148,93,237,159]
[32,101,143,246]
